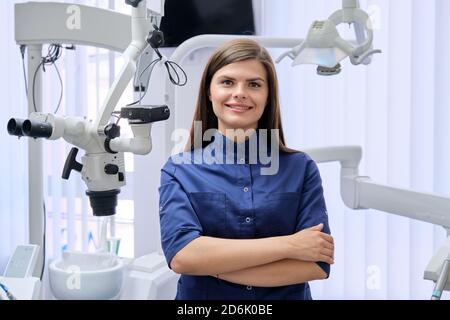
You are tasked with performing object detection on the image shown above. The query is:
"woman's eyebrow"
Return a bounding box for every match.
[217,75,265,82]
[247,77,266,82]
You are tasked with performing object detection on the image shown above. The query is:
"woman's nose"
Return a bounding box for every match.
[233,84,247,100]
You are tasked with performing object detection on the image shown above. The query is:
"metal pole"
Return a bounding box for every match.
[343,0,359,9]
[27,45,45,278]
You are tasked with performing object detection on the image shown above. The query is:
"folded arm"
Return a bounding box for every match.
[170,235,290,275]
[171,224,333,276]
[218,259,328,287]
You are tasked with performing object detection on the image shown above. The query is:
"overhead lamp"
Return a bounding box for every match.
[276,0,382,76]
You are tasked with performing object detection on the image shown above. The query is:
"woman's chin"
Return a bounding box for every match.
[221,121,256,132]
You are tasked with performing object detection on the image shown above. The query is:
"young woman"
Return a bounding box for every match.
[159,39,334,300]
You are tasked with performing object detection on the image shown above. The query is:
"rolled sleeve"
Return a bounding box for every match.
[159,161,203,268]
[296,154,331,277]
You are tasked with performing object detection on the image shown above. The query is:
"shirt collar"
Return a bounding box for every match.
[204,129,267,165]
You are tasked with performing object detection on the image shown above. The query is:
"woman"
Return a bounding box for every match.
[159,39,334,300]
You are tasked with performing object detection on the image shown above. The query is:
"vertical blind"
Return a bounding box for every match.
[0,0,28,275]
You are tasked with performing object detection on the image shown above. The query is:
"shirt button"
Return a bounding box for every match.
[245,217,252,223]
[246,286,253,291]
[243,187,249,193]
[239,158,245,164]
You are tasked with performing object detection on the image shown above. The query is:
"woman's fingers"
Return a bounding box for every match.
[319,232,334,244]
[321,240,334,250]
[321,248,334,259]
[318,254,334,264]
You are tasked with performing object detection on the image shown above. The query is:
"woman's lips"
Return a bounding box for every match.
[225,104,253,113]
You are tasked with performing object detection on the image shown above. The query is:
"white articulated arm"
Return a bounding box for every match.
[303,146,362,209]
[356,179,450,229]
[303,145,362,169]
[303,146,450,229]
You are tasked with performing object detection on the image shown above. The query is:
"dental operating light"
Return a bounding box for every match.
[276,0,381,75]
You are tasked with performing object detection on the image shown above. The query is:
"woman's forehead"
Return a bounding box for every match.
[214,60,267,79]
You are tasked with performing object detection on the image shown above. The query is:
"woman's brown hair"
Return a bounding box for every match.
[186,38,297,153]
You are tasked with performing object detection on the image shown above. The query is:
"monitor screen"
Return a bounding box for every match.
[160,0,255,47]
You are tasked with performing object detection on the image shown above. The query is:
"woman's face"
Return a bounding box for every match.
[209,59,269,134]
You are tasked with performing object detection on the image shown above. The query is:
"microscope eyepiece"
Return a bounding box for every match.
[22,120,53,139]
[7,118,26,137]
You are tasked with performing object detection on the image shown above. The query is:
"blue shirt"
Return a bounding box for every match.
[159,130,330,300]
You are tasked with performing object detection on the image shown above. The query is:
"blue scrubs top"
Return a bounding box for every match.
[159,130,331,300]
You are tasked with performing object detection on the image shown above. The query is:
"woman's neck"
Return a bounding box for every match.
[218,127,257,143]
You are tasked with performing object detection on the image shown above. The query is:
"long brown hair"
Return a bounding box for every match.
[186,38,297,153]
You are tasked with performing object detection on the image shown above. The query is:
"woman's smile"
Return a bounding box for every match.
[225,103,254,113]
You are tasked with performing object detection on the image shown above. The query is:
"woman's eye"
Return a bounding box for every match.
[249,82,261,88]
[222,80,233,85]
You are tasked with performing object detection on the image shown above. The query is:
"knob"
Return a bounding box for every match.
[104,123,121,139]
[104,164,119,175]
[62,148,83,180]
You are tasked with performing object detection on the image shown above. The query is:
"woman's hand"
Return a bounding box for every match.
[286,224,334,264]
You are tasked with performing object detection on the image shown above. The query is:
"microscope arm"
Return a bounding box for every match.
[109,124,152,155]
[94,1,152,134]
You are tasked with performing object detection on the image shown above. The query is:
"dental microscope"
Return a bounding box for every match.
[8,0,169,218]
